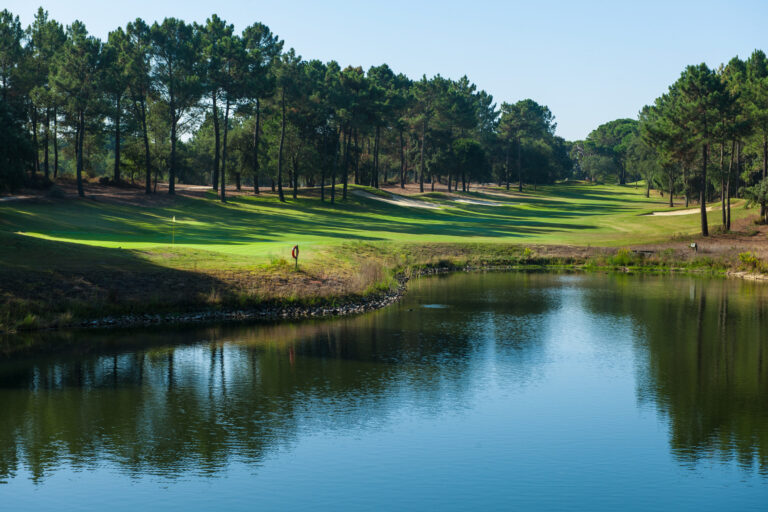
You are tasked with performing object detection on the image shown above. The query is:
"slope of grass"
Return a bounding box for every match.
[0,182,749,268]
[0,182,757,331]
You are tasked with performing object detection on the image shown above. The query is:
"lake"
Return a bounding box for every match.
[1,272,767,510]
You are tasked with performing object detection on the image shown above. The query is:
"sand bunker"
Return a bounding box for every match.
[649,206,718,216]
[453,198,503,206]
[353,190,441,209]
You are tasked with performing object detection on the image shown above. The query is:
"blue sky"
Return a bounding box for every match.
[5,0,768,140]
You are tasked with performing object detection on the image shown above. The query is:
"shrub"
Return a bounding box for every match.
[738,252,766,273]
[16,314,39,331]
[522,247,534,262]
[611,248,635,267]
[268,255,290,269]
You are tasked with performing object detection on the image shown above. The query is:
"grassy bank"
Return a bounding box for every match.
[1,181,764,332]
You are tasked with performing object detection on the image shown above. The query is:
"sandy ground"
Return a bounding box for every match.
[453,198,503,206]
[351,190,441,209]
[6,179,514,204]
[353,189,502,208]
[2,180,282,206]
[379,182,510,197]
[649,205,719,216]
[0,195,35,202]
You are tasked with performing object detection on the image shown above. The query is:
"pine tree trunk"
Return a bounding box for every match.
[320,165,325,201]
[729,141,740,230]
[292,153,298,199]
[141,102,151,194]
[517,137,523,192]
[726,178,731,230]
[76,110,84,197]
[114,97,121,183]
[505,145,510,191]
[43,108,50,179]
[669,175,674,207]
[212,91,220,191]
[252,100,260,194]
[382,135,388,185]
[419,120,426,193]
[331,146,337,204]
[220,98,230,203]
[683,164,689,208]
[353,130,359,185]
[399,129,405,189]
[700,143,709,237]
[373,126,380,188]
[762,136,767,220]
[352,130,360,185]
[721,143,728,228]
[277,88,286,202]
[343,127,351,200]
[169,106,177,195]
[53,108,58,178]
[32,106,39,175]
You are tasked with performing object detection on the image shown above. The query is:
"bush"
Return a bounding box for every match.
[0,98,34,193]
[611,248,635,267]
[738,252,767,273]
[16,314,39,331]
[522,247,534,261]
[268,255,290,269]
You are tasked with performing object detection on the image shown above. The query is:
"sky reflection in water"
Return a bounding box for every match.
[0,272,767,511]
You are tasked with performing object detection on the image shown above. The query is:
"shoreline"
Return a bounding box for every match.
[9,260,768,336]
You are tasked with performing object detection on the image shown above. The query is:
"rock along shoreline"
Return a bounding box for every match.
[50,264,768,332]
[79,272,413,331]
[77,265,476,331]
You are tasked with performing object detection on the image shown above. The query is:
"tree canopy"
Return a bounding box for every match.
[0,8,573,197]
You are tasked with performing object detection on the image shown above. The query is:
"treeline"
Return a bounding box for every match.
[0,8,573,199]
[573,52,768,236]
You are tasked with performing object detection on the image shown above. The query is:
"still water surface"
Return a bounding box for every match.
[1,272,767,510]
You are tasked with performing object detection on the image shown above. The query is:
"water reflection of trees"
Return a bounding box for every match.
[584,275,768,473]
[0,273,557,483]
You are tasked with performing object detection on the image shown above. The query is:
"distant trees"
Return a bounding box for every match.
[150,18,202,195]
[0,9,27,192]
[5,4,768,244]
[635,55,768,236]
[580,119,636,186]
[0,9,574,198]
[50,21,102,197]
[27,8,66,180]
[498,99,558,191]
[0,93,32,191]
[123,19,153,193]
[744,51,768,222]
[0,10,23,101]
[201,14,231,196]
[102,27,130,183]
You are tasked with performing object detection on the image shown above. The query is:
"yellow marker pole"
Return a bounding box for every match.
[172,216,176,245]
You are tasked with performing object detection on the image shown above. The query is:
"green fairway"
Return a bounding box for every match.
[0,182,760,332]
[0,183,752,270]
